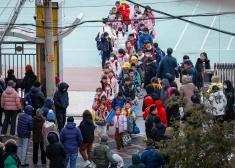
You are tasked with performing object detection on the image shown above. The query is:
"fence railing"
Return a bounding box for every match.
[214,63,235,86]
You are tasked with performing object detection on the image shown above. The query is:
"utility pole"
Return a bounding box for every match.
[43,0,56,98]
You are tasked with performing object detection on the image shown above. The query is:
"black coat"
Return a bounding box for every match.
[142,85,159,112]
[30,86,45,110]
[166,104,180,127]
[46,132,66,168]
[195,58,210,73]
[165,73,178,89]
[0,144,3,168]
[41,99,54,118]
[224,84,235,121]
[145,113,156,138]
[121,84,136,100]
[150,123,167,142]
[54,82,69,109]
[21,71,37,93]
[79,116,95,143]
[144,61,157,88]
[5,75,17,90]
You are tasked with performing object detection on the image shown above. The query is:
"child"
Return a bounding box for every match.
[119,73,129,90]
[144,6,156,38]
[138,23,145,37]
[126,41,134,56]
[132,21,139,35]
[130,58,144,84]
[95,103,109,139]
[108,70,118,98]
[130,63,141,86]
[53,82,69,132]
[143,96,154,119]
[2,139,20,168]
[142,12,153,33]
[135,48,144,61]
[113,106,127,150]
[155,100,168,126]
[117,48,129,67]
[139,27,153,49]
[33,108,46,165]
[41,98,54,118]
[42,110,59,152]
[17,105,34,167]
[46,132,66,168]
[129,69,141,98]
[101,65,111,79]
[128,34,139,53]
[151,77,161,95]
[105,83,113,100]
[121,77,137,103]
[92,87,106,111]
[118,62,131,82]
[122,101,136,134]
[111,91,127,109]
[109,53,121,77]
[100,75,110,91]
[114,27,127,53]
[207,75,223,94]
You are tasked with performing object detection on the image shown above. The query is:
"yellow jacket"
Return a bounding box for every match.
[207,82,223,94]
[122,108,136,118]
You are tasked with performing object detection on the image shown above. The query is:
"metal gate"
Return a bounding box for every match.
[214,63,235,86]
[0,41,37,80]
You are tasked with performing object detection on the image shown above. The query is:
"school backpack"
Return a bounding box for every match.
[24,92,32,106]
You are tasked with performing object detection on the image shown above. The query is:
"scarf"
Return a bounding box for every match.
[119,54,125,60]
[97,93,102,102]
[108,76,113,83]
[130,39,135,46]
[126,47,131,55]
[124,108,130,116]
[99,108,106,120]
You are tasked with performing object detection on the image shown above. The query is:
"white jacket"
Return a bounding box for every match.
[117,53,129,67]
[114,32,127,51]
[109,154,124,168]
[107,76,118,98]
[206,91,227,116]
[109,60,121,76]
[113,114,127,134]
[99,25,116,39]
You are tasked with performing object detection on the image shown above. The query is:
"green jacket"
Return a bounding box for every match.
[4,155,18,168]
[92,142,117,164]
[128,153,145,168]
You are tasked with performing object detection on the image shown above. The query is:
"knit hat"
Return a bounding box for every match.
[55,77,60,85]
[103,32,109,37]
[34,81,41,87]
[25,105,34,115]
[191,93,201,104]
[36,108,44,116]
[154,116,161,124]
[47,110,55,120]
[121,0,126,4]
[123,62,130,68]
[7,80,16,88]
[25,65,32,73]
[101,135,109,142]
[131,56,137,60]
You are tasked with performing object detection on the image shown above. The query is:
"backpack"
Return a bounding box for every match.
[95,27,104,51]
[24,92,32,106]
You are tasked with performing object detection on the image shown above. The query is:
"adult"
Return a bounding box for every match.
[0,78,4,126]
[164,73,178,89]
[79,110,95,167]
[21,65,37,93]
[157,48,178,80]
[144,57,156,88]
[30,81,45,117]
[183,59,198,87]
[60,117,83,168]
[178,55,190,83]
[145,105,157,138]
[128,153,145,168]
[5,69,17,91]
[101,32,113,69]
[223,80,235,122]
[92,135,117,168]
[117,0,131,32]
[142,84,159,112]
[140,139,165,168]
[1,80,21,136]
[150,116,167,142]
[195,52,210,89]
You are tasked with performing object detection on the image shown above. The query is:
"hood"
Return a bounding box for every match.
[145,84,154,94]
[161,79,170,88]
[47,132,59,144]
[155,100,163,109]
[30,86,40,94]
[24,105,34,115]
[65,122,76,129]
[44,121,55,128]
[34,116,44,122]
[164,73,174,82]
[182,75,192,84]
[132,153,141,164]
[211,76,219,83]
[144,96,153,106]
[5,86,15,95]
[155,122,165,129]
[44,98,54,109]
[4,155,17,166]
[58,82,69,92]
[5,142,17,153]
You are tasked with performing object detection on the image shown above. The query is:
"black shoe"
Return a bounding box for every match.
[21,163,29,167]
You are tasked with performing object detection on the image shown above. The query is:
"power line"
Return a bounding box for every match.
[0,0,13,17]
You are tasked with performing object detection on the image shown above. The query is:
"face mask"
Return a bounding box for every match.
[110,57,114,61]
[106,87,110,91]
[146,54,150,57]
[97,92,101,95]
[224,85,227,89]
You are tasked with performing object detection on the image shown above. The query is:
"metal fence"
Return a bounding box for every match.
[214,63,235,86]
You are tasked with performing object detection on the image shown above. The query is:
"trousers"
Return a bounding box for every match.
[18,138,30,165]
[33,142,46,164]
[64,152,78,168]
[56,108,66,132]
[1,110,18,135]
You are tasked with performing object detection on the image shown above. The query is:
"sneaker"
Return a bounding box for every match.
[21,163,29,167]
[84,160,91,167]
[88,164,92,168]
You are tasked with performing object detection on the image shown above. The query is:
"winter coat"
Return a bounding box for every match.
[140,146,165,168]
[33,116,45,142]
[92,141,117,164]
[157,55,178,80]
[41,99,54,118]
[164,73,178,89]
[54,82,69,109]
[144,60,157,88]
[160,79,170,107]
[99,25,116,40]
[155,100,168,126]
[180,75,198,105]
[111,96,126,109]
[207,76,223,94]
[42,121,58,151]
[148,11,156,26]
[117,4,131,25]
[151,123,167,142]
[30,86,45,110]
[46,132,66,168]
[117,53,129,67]
[166,103,180,127]
[206,91,227,116]
[142,85,159,111]
[60,122,83,154]
[92,92,106,110]
[143,97,154,119]
[114,32,127,50]
[139,33,153,48]
[143,17,153,30]
[187,66,198,87]
[195,58,210,74]
[0,143,4,168]
[79,116,95,143]
[224,81,235,121]
[110,60,121,76]
[128,153,145,168]
[108,76,118,98]
[145,113,156,138]
[131,10,142,26]
[17,106,34,139]
[113,114,127,134]
[21,70,37,93]
[5,75,17,91]
[2,153,20,168]
[121,84,136,100]
[122,108,136,118]
[102,37,113,53]
[1,86,21,110]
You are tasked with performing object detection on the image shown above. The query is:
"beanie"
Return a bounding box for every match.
[7,80,16,88]
[55,77,60,85]
[36,108,44,116]
[25,65,32,73]
[34,81,41,88]
[47,110,55,120]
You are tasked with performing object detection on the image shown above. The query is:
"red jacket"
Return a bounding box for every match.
[143,96,154,119]
[155,100,168,126]
[117,5,131,25]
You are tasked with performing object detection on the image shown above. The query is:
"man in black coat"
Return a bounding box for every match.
[30,81,45,117]
[145,105,157,138]
[150,116,167,142]
[142,84,159,112]
[144,57,156,88]
[53,82,69,132]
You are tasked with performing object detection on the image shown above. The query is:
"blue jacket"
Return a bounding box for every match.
[60,122,83,154]
[187,66,198,87]
[157,55,178,80]
[111,96,126,109]
[139,33,153,48]
[54,82,69,109]
[17,105,34,138]
[140,146,165,168]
